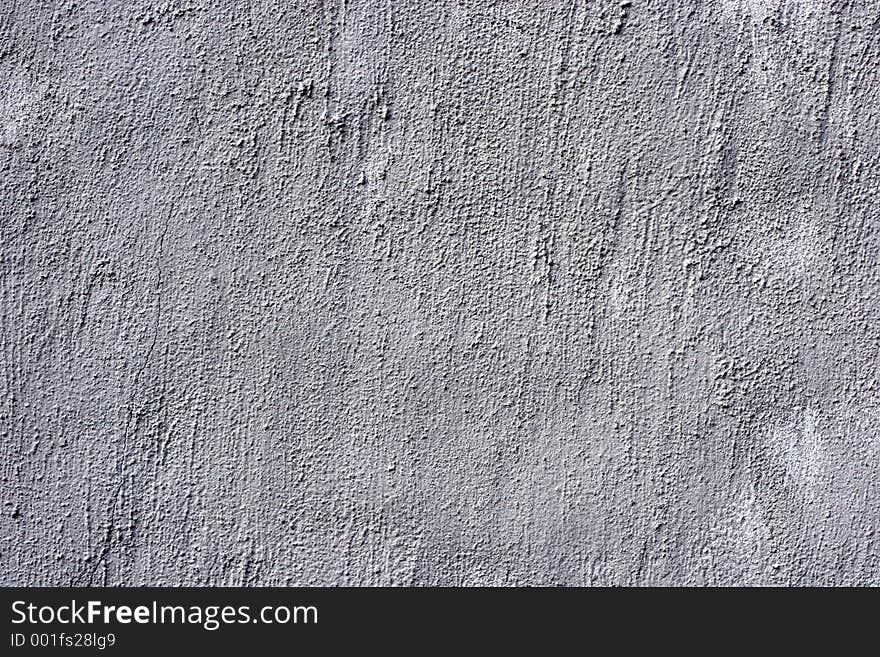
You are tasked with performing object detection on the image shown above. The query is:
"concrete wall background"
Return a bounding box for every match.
[2,0,878,586]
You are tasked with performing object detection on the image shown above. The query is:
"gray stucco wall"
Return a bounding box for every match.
[2,0,878,586]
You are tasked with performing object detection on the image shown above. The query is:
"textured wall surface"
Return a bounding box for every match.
[2,0,879,586]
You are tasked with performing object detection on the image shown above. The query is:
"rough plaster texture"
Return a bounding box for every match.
[2,0,879,586]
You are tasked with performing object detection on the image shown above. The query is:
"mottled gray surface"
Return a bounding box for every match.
[2,0,879,586]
